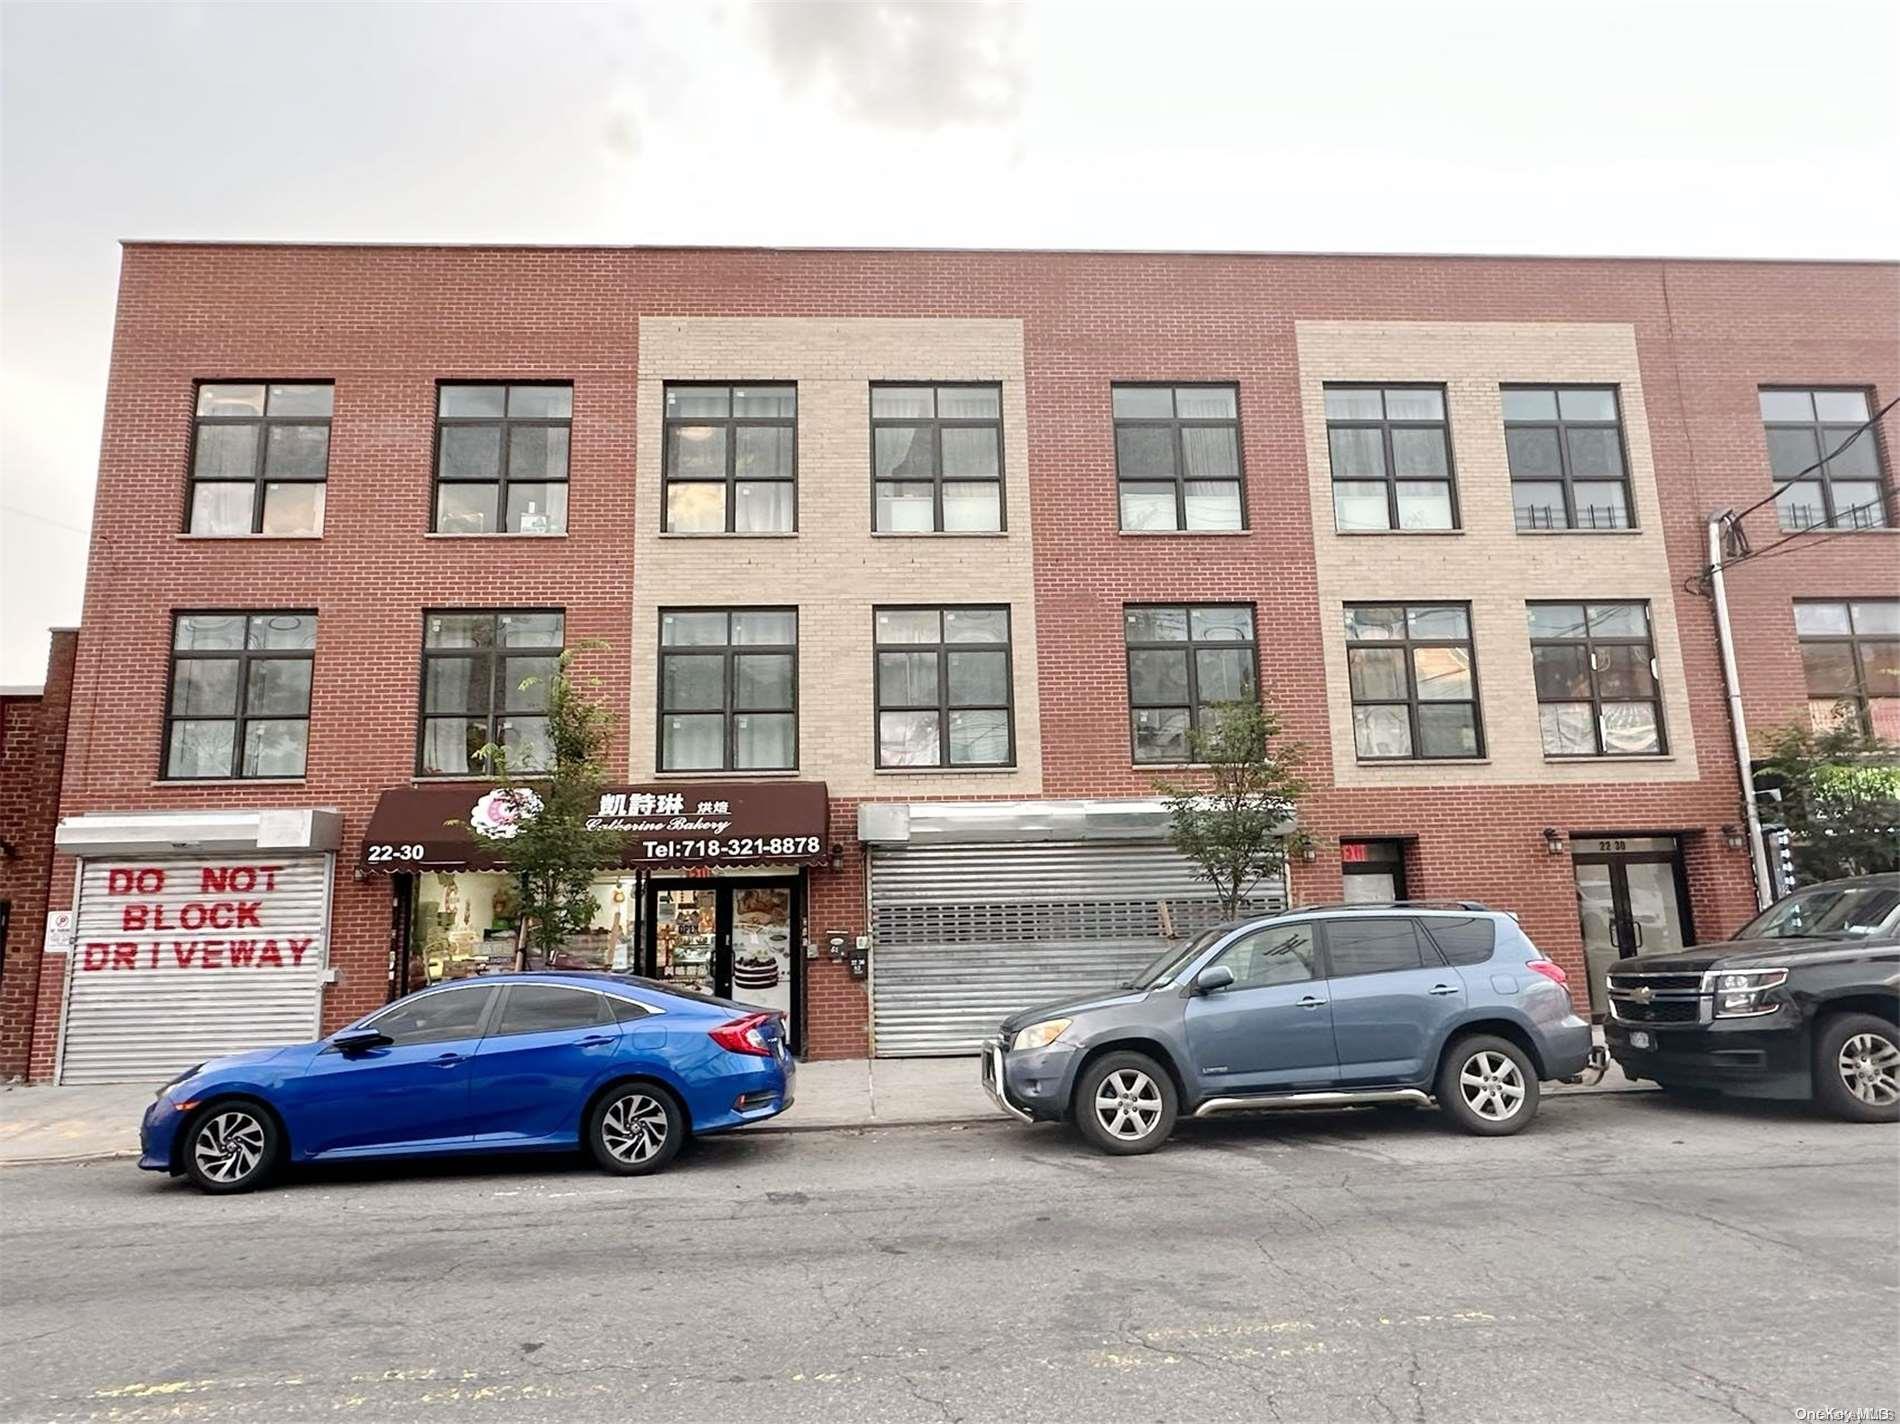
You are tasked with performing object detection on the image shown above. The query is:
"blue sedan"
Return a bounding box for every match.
[140,972,794,1192]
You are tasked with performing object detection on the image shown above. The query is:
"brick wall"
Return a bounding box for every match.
[1,630,76,1079]
[38,244,1893,1071]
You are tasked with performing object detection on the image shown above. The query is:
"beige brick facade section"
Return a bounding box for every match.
[1295,320,1700,788]
[632,317,1041,799]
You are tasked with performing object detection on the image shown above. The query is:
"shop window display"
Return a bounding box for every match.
[411,871,640,987]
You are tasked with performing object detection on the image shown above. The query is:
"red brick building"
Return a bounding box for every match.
[22,244,1896,1080]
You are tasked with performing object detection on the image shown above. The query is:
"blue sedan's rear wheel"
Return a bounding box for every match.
[588,1084,685,1176]
[182,1101,281,1194]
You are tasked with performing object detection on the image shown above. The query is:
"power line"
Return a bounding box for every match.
[1727,394,1898,527]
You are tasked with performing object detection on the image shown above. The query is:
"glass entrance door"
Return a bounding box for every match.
[1570,837,1693,1016]
[647,879,801,1050]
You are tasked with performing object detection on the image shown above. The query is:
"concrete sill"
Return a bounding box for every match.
[150,778,307,787]
[870,531,1009,539]
[425,532,567,539]
[1118,529,1250,537]
[175,533,323,541]
[873,765,1019,775]
[1332,529,1465,537]
[650,769,801,780]
[1515,528,1645,536]
[657,531,798,539]
[1543,754,1675,762]
[1352,759,1494,767]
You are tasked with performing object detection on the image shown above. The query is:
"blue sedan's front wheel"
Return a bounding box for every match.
[182,1101,282,1194]
[588,1083,685,1176]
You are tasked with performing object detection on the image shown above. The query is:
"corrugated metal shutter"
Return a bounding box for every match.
[870,840,1283,1057]
[59,855,332,1084]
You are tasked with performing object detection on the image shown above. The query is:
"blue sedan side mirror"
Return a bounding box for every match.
[332,1027,392,1055]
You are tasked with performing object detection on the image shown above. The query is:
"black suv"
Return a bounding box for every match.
[1605,875,1899,1122]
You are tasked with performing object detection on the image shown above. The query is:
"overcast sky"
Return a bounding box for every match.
[2,0,1896,685]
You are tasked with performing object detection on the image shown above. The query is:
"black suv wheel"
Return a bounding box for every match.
[1072,1051,1178,1155]
[1813,1013,1900,1123]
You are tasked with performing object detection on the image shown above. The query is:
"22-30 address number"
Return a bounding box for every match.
[367,843,427,864]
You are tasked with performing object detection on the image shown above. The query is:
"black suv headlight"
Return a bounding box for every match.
[1707,969,1788,1018]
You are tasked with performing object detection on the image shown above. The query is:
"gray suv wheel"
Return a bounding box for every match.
[1436,1035,1540,1136]
[1073,1051,1178,1155]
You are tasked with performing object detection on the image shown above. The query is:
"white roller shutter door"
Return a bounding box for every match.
[870,840,1283,1056]
[58,854,332,1084]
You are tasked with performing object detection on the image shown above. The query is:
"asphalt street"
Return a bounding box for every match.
[1,1091,1895,1424]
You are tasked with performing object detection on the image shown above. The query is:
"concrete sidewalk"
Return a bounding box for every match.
[0,1053,1648,1167]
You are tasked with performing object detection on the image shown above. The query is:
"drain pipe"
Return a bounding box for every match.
[1708,511,1772,908]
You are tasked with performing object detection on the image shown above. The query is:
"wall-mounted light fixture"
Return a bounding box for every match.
[1299,839,1318,864]
[1722,824,1745,851]
[828,842,844,873]
[1542,827,1565,856]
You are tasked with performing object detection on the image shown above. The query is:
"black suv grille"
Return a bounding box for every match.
[1613,998,1700,1024]
[1607,973,1703,992]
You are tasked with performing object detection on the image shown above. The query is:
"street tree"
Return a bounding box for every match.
[459,646,626,970]
[1754,714,1900,885]
[1154,697,1309,920]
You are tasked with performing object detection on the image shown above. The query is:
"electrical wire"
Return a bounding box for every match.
[1726,395,1899,527]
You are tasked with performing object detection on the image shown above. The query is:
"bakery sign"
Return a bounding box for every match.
[358,780,830,872]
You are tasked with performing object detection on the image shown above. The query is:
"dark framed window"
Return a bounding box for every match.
[871,384,1004,533]
[1124,605,1258,764]
[874,607,1013,768]
[1341,840,1410,903]
[1112,384,1244,531]
[1527,601,1664,756]
[659,609,797,772]
[1794,599,1900,739]
[186,383,333,536]
[1343,603,1482,760]
[662,384,796,533]
[434,383,571,535]
[365,985,497,1046]
[163,612,316,780]
[1324,386,1456,531]
[1319,918,1436,978]
[1760,389,1889,531]
[491,985,611,1035]
[1503,386,1633,531]
[418,610,565,775]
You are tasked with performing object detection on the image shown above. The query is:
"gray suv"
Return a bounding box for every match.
[981,902,1595,1153]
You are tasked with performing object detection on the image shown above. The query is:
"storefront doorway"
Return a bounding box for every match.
[1571,835,1694,1016]
[647,878,801,1050]
[1341,839,1409,903]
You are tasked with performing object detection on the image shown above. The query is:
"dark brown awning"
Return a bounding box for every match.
[359,781,829,874]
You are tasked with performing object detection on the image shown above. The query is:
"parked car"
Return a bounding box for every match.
[1604,874,1900,1122]
[140,972,794,1192]
[980,902,1594,1154]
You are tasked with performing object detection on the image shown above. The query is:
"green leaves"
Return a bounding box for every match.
[1154,698,1307,919]
[1754,714,1899,884]
[475,644,626,966]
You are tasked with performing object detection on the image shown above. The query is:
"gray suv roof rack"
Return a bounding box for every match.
[1284,899,1496,914]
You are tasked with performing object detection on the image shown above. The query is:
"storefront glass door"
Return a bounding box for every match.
[648,879,800,1050]
[1570,837,1693,1016]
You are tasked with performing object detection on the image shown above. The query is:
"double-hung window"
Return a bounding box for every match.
[1325,386,1456,531]
[1112,385,1244,531]
[1343,603,1482,759]
[187,383,333,535]
[659,609,798,772]
[1528,601,1664,755]
[1794,599,1900,738]
[871,384,1004,532]
[1760,389,1888,531]
[1124,605,1258,764]
[1504,387,1633,531]
[164,613,316,779]
[874,607,1013,768]
[434,384,571,535]
[418,611,565,775]
[662,385,796,533]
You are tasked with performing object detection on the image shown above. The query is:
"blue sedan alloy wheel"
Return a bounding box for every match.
[588,1083,685,1176]
[183,1103,280,1194]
